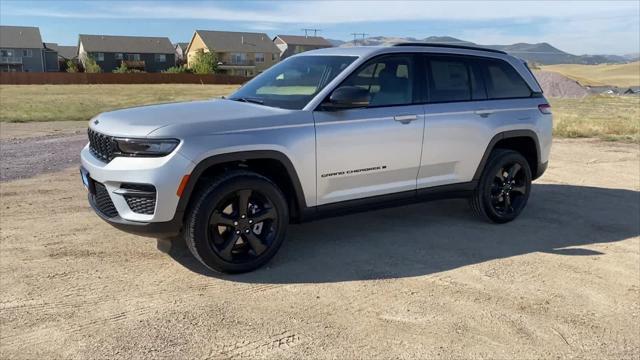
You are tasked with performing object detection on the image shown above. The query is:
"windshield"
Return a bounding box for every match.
[228,55,357,110]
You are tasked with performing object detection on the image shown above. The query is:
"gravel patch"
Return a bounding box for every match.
[0,134,87,182]
[533,70,589,98]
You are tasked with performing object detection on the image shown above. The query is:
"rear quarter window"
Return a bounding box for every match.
[481,59,532,99]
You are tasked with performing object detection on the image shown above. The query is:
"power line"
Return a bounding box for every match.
[351,33,368,45]
[301,28,322,37]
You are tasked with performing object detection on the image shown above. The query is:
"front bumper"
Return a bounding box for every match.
[81,143,195,232]
[88,192,183,237]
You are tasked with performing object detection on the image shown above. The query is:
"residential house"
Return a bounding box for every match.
[273,35,332,59]
[0,25,57,72]
[44,43,77,71]
[78,34,175,72]
[186,30,280,76]
[174,42,189,65]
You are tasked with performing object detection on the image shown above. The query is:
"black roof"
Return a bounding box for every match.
[393,42,507,55]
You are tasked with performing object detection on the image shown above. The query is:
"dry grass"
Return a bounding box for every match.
[542,62,640,87]
[549,96,640,142]
[1,85,638,142]
[0,84,239,122]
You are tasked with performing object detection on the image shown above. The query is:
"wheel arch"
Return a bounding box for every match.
[473,130,543,181]
[176,150,307,222]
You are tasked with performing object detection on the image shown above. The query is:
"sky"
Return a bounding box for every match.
[1,0,639,55]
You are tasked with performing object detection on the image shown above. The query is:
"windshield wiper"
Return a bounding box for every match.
[229,97,264,105]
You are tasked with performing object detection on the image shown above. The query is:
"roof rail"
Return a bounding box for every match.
[393,42,507,55]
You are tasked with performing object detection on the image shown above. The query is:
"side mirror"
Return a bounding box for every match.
[324,86,370,109]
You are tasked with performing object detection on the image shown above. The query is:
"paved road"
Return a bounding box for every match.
[0,134,87,182]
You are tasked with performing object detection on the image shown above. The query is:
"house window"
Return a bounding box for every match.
[126,54,140,61]
[231,53,246,64]
[115,53,123,60]
[255,53,264,63]
[93,52,104,61]
[155,54,166,62]
[272,53,277,61]
[1,49,15,57]
[22,49,32,57]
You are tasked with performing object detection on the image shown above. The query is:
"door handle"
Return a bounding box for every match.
[394,115,418,124]
[474,110,493,118]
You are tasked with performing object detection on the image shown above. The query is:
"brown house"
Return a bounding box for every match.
[78,34,175,72]
[273,35,332,59]
[186,30,280,76]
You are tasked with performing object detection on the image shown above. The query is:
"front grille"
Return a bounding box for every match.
[121,184,156,215]
[93,182,118,218]
[88,128,116,162]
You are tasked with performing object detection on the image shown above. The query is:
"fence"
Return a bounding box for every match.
[0,72,250,85]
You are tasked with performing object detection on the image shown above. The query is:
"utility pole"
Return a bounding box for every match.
[301,28,322,37]
[351,33,368,45]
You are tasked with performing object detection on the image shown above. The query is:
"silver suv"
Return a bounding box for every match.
[80,43,552,273]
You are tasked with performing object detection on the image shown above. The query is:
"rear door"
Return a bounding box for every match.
[313,54,425,205]
[418,55,539,188]
[418,54,490,188]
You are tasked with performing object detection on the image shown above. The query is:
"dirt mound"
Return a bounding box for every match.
[533,70,589,98]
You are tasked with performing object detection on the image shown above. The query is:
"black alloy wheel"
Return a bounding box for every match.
[208,189,278,263]
[184,170,289,273]
[471,149,532,223]
[489,162,528,216]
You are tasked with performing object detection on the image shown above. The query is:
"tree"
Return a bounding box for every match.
[189,49,217,74]
[65,60,78,73]
[83,56,102,73]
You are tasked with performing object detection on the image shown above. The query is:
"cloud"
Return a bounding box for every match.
[2,0,638,54]
[4,0,638,23]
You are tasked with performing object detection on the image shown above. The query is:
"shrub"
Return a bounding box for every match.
[83,56,102,73]
[65,60,78,73]
[163,65,191,74]
[189,49,217,74]
[113,63,129,73]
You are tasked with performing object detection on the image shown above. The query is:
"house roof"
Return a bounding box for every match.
[275,35,332,47]
[0,25,44,49]
[78,34,174,54]
[194,30,280,53]
[175,42,189,52]
[45,43,78,59]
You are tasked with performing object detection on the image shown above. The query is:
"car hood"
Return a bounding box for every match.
[88,99,293,137]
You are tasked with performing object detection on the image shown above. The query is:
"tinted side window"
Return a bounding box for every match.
[341,55,414,107]
[482,59,531,99]
[428,58,470,102]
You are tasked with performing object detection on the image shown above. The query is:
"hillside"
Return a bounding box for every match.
[542,62,640,87]
[338,36,632,65]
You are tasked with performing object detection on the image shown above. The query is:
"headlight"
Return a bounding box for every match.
[114,138,179,157]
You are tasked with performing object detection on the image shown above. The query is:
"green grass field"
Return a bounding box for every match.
[0,84,239,123]
[0,85,638,142]
[542,62,640,88]
[549,96,639,142]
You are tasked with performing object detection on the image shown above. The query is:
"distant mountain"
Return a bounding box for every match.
[336,36,631,65]
[326,39,346,47]
[623,53,640,61]
[422,36,475,45]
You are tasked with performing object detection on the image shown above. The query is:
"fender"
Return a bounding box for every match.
[472,129,542,181]
[175,150,308,216]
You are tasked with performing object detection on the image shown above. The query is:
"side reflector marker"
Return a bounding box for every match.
[177,175,190,197]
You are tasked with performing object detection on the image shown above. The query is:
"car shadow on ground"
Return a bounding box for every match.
[163,184,640,283]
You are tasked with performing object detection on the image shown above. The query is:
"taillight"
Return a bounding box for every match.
[538,104,552,114]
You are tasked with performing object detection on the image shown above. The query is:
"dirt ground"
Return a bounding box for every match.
[0,130,638,358]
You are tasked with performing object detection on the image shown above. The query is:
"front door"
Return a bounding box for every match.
[313,54,425,205]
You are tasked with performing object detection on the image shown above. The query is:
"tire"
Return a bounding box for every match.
[184,170,289,273]
[471,149,532,223]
